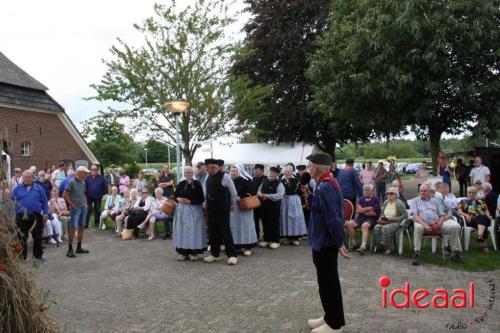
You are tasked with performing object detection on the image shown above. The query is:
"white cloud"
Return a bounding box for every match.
[0,0,247,126]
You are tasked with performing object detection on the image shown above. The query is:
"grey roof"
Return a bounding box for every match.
[0,51,48,91]
[0,83,63,112]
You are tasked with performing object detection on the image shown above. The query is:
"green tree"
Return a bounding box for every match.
[137,139,175,164]
[308,0,500,173]
[82,112,138,167]
[89,0,237,165]
[231,0,368,157]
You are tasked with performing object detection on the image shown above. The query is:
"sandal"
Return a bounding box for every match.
[384,249,392,255]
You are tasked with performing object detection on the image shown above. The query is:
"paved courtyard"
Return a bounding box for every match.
[32,229,499,333]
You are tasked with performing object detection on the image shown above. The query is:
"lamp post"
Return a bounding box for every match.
[165,100,191,181]
[144,147,148,169]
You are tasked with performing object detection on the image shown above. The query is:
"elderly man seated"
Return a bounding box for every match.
[344,184,380,255]
[410,183,463,265]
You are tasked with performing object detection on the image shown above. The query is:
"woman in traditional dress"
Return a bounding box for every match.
[279,166,307,245]
[173,166,206,261]
[229,164,257,256]
[257,167,285,249]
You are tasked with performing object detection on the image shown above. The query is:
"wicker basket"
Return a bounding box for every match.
[160,199,176,216]
[239,195,261,211]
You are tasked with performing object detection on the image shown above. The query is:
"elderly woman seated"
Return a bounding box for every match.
[47,188,69,244]
[372,187,408,254]
[435,182,458,215]
[458,186,493,252]
[99,186,123,230]
[344,184,381,255]
[125,188,152,237]
[138,187,169,240]
[115,188,137,236]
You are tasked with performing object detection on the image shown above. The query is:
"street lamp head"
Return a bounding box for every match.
[165,100,190,114]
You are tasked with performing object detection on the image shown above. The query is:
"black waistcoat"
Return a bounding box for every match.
[206,171,229,205]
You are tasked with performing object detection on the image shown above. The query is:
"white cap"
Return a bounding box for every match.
[76,166,90,173]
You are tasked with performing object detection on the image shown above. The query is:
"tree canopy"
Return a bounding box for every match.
[231,0,364,157]
[308,0,500,171]
[89,0,238,165]
[82,112,138,167]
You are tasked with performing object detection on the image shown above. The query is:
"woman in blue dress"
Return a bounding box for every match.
[280,166,307,245]
[230,164,258,256]
[173,166,207,261]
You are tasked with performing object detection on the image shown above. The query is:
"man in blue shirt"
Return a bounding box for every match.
[10,170,49,262]
[306,152,350,333]
[58,169,75,197]
[84,165,108,228]
[337,158,363,207]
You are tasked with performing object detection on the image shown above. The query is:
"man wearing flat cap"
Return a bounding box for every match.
[305,152,350,333]
[250,164,267,240]
[203,158,239,265]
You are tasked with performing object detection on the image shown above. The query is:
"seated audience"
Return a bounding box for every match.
[481,182,498,218]
[125,188,152,236]
[458,186,493,253]
[99,186,123,230]
[46,188,65,245]
[410,183,463,265]
[344,184,380,255]
[115,188,137,236]
[373,187,408,254]
[436,182,458,215]
[138,187,169,240]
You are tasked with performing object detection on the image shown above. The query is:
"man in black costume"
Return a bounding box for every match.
[203,159,239,265]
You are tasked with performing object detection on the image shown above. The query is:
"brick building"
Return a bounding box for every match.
[0,51,98,177]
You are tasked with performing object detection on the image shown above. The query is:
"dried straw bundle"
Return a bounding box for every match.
[0,201,58,333]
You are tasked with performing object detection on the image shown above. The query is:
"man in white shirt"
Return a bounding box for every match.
[469,156,490,185]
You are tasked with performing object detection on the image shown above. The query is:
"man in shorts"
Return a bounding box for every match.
[344,184,380,254]
[64,166,90,258]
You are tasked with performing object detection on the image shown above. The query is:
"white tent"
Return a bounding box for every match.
[192,142,318,166]
[1,150,11,179]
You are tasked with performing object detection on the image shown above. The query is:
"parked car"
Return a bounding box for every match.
[142,168,158,175]
[405,163,420,174]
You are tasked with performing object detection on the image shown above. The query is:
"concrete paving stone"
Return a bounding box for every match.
[28,228,500,333]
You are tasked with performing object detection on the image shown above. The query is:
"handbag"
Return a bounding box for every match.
[160,199,176,216]
[121,229,134,240]
[239,194,261,211]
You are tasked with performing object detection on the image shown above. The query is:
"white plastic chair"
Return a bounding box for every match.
[463,218,497,251]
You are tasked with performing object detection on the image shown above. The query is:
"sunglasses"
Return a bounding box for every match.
[387,192,396,195]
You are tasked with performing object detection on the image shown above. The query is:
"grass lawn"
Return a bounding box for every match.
[359,231,500,272]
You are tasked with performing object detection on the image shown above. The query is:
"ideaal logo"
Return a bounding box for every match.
[378,276,496,329]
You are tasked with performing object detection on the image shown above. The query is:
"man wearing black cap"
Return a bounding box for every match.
[306,152,350,333]
[250,164,267,240]
[257,166,285,249]
[203,158,239,265]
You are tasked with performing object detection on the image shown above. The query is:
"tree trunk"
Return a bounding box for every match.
[428,128,442,177]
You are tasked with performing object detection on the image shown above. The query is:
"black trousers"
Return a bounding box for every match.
[261,202,280,243]
[16,212,44,260]
[207,203,237,257]
[312,246,345,330]
[253,206,264,240]
[86,196,102,227]
[458,179,467,197]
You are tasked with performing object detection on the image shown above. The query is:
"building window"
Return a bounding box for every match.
[21,142,31,156]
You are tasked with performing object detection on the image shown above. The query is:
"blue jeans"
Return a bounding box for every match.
[70,206,88,229]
